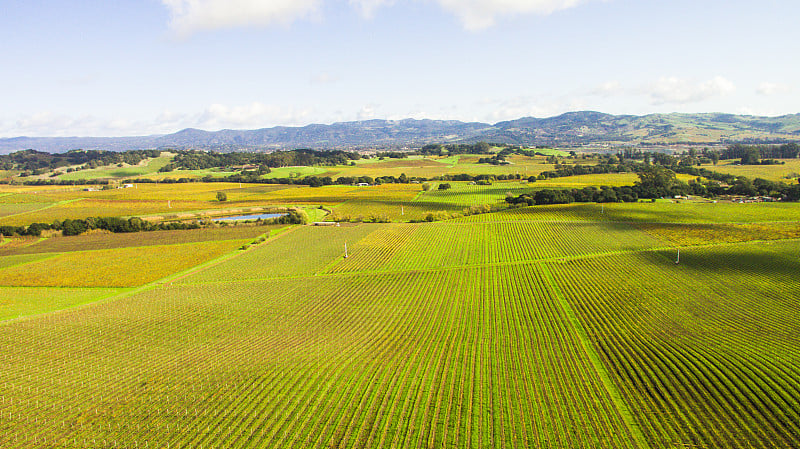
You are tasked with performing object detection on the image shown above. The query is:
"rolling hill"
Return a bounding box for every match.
[2,112,799,153]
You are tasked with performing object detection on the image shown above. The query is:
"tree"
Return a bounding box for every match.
[216,191,227,202]
[740,148,761,165]
[438,183,451,190]
[285,209,308,224]
[636,165,677,198]
[473,142,491,153]
[61,219,88,236]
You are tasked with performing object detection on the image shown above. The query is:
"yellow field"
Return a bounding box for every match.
[0,239,249,287]
[531,172,698,188]
[0,161,717,227]
[0,184,305,225]
[702,159,800,182]
[1,225,273,255]
[308,154,563,179]
[635,221,800,246]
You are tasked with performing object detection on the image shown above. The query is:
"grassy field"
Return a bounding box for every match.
[40,152,569,182]
[456,201,800,223]
[0,225,273,256]
[2,153,709,226]
[1,174,800,447]
[312,154,565,180]
[56,154,175,181]
[701,159,800,182]
[0,287,126,321]
[0,183,304,225]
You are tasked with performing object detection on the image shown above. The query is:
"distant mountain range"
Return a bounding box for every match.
[2,112,800,154]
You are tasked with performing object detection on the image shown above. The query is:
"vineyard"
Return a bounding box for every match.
[0,200,799,448]
[548,241,800,448]
[456,201,800,224]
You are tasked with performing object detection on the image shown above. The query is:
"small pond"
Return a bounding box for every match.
[212,213,284,222]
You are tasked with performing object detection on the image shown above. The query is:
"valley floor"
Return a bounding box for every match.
[1,202,800,448]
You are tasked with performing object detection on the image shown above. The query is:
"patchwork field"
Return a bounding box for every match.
[701,159,800,182]
[0,198,798,448]
[56,154,175,181]
[0,226,273,256]
[456,201,800,224]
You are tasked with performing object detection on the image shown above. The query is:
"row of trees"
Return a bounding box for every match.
[507,164,800,206]
[162,149,361,172]
[0,217,201,237]
[419,142,494,156]
[614,144,799,166]
[507,186,641,206]
[1,149,160,173]
[721,143,800,161]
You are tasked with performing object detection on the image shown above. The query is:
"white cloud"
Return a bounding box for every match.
[756,82,790,96]
[475,94,589,122]
[162,0,322,36]
[356,104,381,120]
[2,111,185,137]
[310,72,339,85]
[162,0,593,35]
[349,0,394,18]
[735,106,783,117]
[195,102,313,129]
[0,103,316,137]
[586,81,623,97]
[433,0,587,30]
[647,76,735,105]
[10,112,107,137]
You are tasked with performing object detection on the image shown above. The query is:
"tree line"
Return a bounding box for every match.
[159,148,361,172]
[1,149,161,174]
[507,164,800,206]
[0,217,200,238]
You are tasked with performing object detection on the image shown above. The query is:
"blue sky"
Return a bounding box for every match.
[1,0,798,136]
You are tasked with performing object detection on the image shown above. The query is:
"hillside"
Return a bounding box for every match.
[2,112,800,153]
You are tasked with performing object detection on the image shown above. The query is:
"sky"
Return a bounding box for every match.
[0,0,798,137]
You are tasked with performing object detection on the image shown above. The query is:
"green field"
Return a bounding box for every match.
[25,151,570,183]
[0,287,126,321]
[549,241,800,448]
[1,199,799,448]
[56,154,175,181]
[457,201,800,223]
[1,160,800,449]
